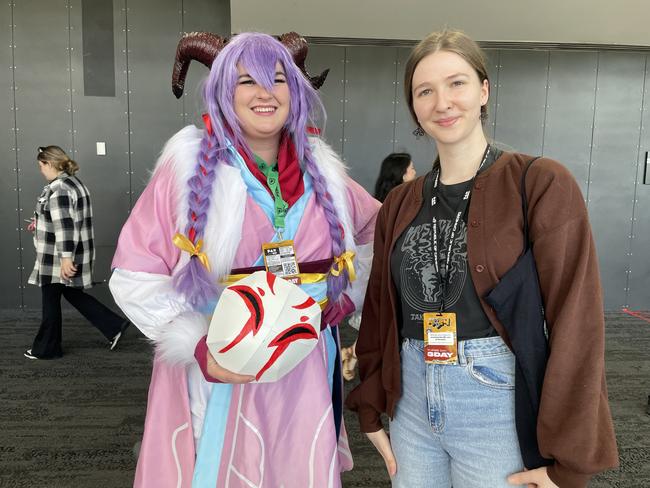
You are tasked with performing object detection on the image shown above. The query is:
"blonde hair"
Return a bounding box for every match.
[37,145,79,175]
[404,29,489,126]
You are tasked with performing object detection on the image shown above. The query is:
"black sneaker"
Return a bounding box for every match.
[109,320,131,351]
[24,349,38,360]
[24,349,62,360]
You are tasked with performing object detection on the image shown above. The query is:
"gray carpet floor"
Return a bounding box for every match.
[1,310,648,487]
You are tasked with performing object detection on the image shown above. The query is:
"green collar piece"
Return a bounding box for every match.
[254,154,288,230]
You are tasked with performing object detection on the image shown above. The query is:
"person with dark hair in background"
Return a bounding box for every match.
[374,152,417,202]
[347,29,618,488]
[24,145,129,360]
[341,152,417,380]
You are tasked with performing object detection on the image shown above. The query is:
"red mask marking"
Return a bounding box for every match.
[256,322,318,380]
[218,285,265,353]
[266,272,277,295]
[293,296,316,310]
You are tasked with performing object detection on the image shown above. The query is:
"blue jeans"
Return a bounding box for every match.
[389,336,525,488]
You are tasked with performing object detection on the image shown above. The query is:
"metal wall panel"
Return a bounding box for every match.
[127,0,184,198]
[627,55,650,309]
[544,51,598,196]
[14,0,73,309]
[182,0,230,129]
[0,3,22,308]
[81,0,116,97]
[65,0,130,306]
[343,46,398,192]
[493,50,549,155]
[309,45,345,155]
[394,47,436,178]
[589,52,646,309]
[3,6,650,312]
[484,49,500,141]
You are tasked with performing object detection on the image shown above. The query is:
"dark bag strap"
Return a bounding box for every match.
[521,157,542,252]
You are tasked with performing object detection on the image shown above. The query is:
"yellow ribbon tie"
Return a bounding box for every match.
[173,233,211,272]
[331,250,356,282]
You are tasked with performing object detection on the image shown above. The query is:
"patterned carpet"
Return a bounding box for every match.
[0,310,648,487]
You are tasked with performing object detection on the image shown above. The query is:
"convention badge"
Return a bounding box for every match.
[422,312,458,364]
[262,240,301,280]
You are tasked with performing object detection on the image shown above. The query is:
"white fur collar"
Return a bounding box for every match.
[308,137,356,254]
[154,127,356,282]
[154,126,246,282]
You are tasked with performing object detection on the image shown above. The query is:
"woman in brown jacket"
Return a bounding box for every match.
[346,30,618,488]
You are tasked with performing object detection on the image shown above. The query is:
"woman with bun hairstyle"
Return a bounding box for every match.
[25,145,129,360]
[347,30,618,488]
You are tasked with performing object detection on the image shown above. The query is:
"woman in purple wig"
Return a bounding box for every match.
[110,32,379,487]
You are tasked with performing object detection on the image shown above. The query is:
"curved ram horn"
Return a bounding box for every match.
[278,31,329,89]
[172,31,227,99]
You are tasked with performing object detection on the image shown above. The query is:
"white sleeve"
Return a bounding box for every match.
[346,242,373,312]
[109,268,191,340]
[109,268,208,366]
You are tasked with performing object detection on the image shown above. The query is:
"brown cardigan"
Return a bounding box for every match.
[346,152,618,488]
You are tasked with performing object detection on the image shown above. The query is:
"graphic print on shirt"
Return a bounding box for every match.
[398,219,467,321]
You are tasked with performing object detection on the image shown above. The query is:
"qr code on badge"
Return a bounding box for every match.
[282,261,298,276]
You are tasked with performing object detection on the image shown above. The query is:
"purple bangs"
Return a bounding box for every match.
[203,32,325,161]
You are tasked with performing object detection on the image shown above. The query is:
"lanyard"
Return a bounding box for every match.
[429,145,490,312]
[255,155,289,230]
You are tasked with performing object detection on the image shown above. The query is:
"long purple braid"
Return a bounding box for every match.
[299,142,350,303]
[172,129,223,308]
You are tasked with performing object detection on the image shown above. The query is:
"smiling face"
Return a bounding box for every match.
[411,50,489,149]
[234,61,291,148]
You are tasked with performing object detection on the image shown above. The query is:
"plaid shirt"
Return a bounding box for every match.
[28,174,95,288]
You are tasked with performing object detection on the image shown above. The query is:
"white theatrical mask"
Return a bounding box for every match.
[207,271,322,382]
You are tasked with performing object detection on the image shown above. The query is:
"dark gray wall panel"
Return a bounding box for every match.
[627,55,650,309]
[81,0,115,97]
[544,51,598,196]
[589,52,646,309]
[182,0,230,128]
[182,0,229,35]
[309,45,345,154]
[0,3,21,308]
[68,0,129,305]
[127,0,184,198]
[14,0,73,308]
[484,49,499,140]
[394,47,436,179]
[342,46,397,192]
[493,50,549,155]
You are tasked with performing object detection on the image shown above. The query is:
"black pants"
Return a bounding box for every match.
[31,283,126,358]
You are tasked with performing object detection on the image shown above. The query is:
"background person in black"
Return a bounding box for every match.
[25,145,129,360]
[374,152,417,203]
[341,152,417,380]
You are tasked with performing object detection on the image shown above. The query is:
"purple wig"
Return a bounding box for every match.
[174,32,350,310]
[204,32,326,161]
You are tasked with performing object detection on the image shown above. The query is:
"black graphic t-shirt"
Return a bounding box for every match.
[391,155,500,341]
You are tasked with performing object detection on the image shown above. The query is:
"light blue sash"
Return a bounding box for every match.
[192,145,335,487]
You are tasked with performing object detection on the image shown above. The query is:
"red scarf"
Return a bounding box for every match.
[202,114,311,208]
[238,131,305,208]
